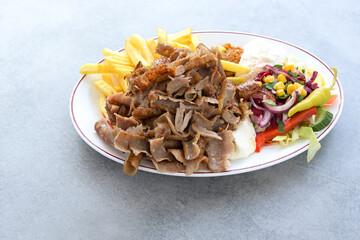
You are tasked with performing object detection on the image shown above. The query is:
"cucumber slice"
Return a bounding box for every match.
[312,107,333,132]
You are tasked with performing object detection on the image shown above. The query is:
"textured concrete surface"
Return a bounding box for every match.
[1,0,359,239]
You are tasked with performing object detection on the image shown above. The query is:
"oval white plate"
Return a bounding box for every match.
[70,31,344,177]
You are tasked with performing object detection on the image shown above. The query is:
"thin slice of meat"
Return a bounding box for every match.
[168,149,208,176]
[192,123,222,140]
[163,139,182,149]
[133,64,170,91]
[132,107,162,120]
[185,68,201,84]
[149,137,171,162]
[194,77,209,97]
[166,75,190,96]
[195,96,219,106]
[154,122,172,138]
[153,56,170,66]
[237,80,262,100]
[107,92,137,107]
[221,108,240,125]
[152,159,185,173]
[206,130,234,172]
[201,103,221,119]
[218,79,236,110]
[182,133,201,160]
[192,111,216,130]
[106,102,120,125]
[184,155,208,176]
[114,130,150,156]
[115,114,139,130]
[175,103,193,133]
[155,42,177,57]
[94,118,120,144]
[150,95,180,114]
[184,87,197,101]
[123,152,142,175]
[126,124,144,136]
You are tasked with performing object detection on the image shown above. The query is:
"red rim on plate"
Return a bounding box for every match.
[70,31,344,177]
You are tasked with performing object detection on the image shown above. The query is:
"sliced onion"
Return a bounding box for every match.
[255,122,270,133]
[294,69,306,81]
[264,64,298,82]
[306,71,318,85]
[250,97,266,111]
[263,91,298,114]
[259,110,272,128]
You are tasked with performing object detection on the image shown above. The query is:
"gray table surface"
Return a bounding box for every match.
[1,0,359,239]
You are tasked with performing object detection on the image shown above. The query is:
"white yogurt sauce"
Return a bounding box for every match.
[236,39,288,81]
[229,117,256,160]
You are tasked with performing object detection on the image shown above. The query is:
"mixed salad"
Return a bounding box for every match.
[249,62,338,162]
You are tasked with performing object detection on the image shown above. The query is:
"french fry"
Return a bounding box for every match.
[190,34,201,51]
[93,79,116,97]
[227,76,248,85]
[111,74,128,92]
[111,64,133,76]
[102,74,114,87]
[157,28,168,43]
[105,56,134,67]
[102,48,131,59]
[169,27,192,45]
[125,39,150,67]
[129,34,154,65]
[146,39,162,59]
[220,60,251,75]
[79,63,117,74]
[99,93,108,118]
[168,40,191,49]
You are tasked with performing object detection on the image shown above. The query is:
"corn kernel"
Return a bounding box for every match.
[264,75,275,83]
[256,81,262,87]
[277,74,287,83]
[294,82,303,88]
[299,87,307,97]
[274,82,285,90]
[276,89,285,97]
[287,84,297,95]
[282,63,294,72]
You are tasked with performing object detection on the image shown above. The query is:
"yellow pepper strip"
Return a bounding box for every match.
[288,67,337,117]
[220,60,251,75]
[227,76,247,85]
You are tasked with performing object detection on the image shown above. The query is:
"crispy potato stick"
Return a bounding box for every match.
[157,28,168,43]
[105,56,134,67]
[99,93,109,118]
[102,74,115,87]
[220,60,251,74]
[227,76,248,85]
[79,63,117,74]
[111,74,128,92]
[102,48,131,60]
[125,39,150,67]
[103,74,124,92]
[112,64,133,76]
[129,34,155,65]
[146,39,162,59]
[93,79,116,97]
[168,40,191,49]
[190,34,201,51]
[169,27,192,44]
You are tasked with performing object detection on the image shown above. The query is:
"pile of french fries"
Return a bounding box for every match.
[79,28,251,118]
